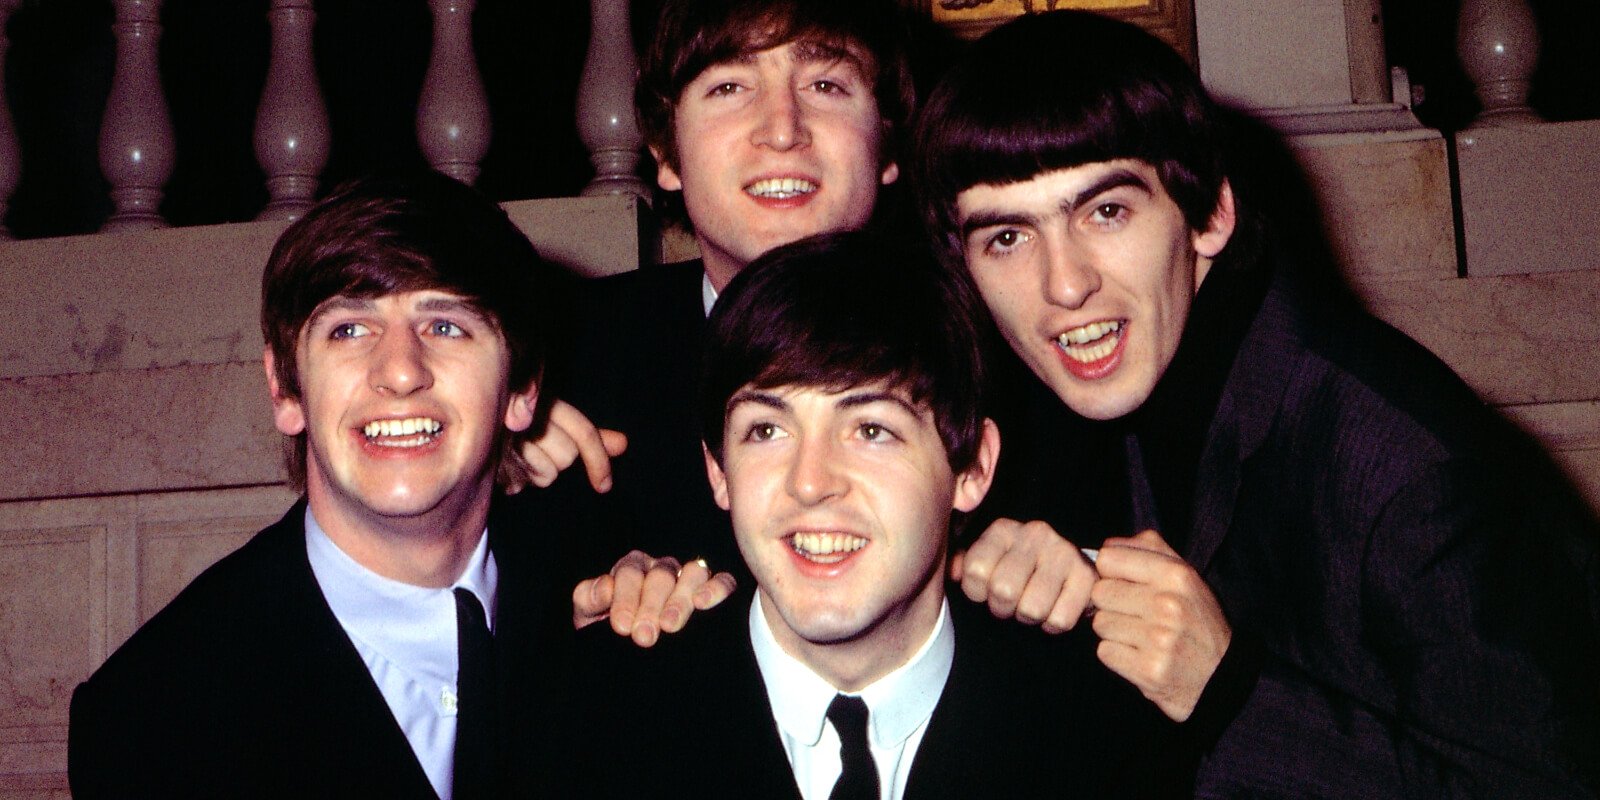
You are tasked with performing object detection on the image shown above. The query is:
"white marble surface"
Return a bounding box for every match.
[1456,119,1600,277]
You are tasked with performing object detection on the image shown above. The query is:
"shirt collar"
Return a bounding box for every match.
[305,508,499,679]
[701,270,719,317]
[750,593,954,750]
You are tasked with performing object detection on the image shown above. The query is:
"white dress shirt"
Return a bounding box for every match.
[305,509,498,800]
[749,593,955,800]
[702,270,719,316]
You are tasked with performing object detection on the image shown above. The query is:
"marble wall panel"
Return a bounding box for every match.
[0,526,104,730]
[502,194,644,278]
[0,222,286,381]
[1456,120,1600,278]
[137,519,268,628]
[1292,133,1456,283]
[0,362,286,502]
[1356,270,1600,407]
[1197,0,1352,109]
[0,487,298,788]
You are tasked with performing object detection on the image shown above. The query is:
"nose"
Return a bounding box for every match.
[786,434,845,506]
[1042,233,1101,309]
[751,87,810,151]
[369,328,433,396]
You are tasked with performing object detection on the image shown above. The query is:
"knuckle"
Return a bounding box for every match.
[989,578,1022,603]
[1151,593,1186,623]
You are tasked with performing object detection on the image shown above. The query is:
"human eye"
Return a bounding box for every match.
[329,322,370,340]
[1085,201,1131,230]
[856,421,899,443]
[707,81,743,97]
[744,421,787,442]
[978,227,1031,257]
[808,78,850,95]
[428,319,466,338]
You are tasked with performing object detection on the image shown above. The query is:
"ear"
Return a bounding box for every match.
[263,347,306,436]
[1192,180,1236,260]
[503,384,538,433]
[952,418,1001,513]
[1190,180,1236,289]
[652,146,683,192]
[703,442,731,511]
[880,160,899,186]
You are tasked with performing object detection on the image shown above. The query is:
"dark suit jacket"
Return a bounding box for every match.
[1182,273,1600,797]
[521,259,747,584]
[68,498,575,799]
[554,589,1186,799]
[989,268,1600,798]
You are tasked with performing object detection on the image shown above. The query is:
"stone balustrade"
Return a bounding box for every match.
[0,0,645,233]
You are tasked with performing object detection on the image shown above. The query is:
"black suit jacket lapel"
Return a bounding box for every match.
[268,505,441,798]
[1185,278,1303,575]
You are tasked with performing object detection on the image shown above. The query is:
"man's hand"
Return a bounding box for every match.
[951,518,1097,634]
[511,400,627,493]
[571,550,738,647]
[1091,529,1230,722]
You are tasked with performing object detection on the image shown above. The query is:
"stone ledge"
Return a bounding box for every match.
[1356,270,1600,406]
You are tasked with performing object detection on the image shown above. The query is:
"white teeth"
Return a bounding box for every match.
[746,177,817,199]
[362,417,443,443]
[789,532,867,562]
[1056,321,1122,364]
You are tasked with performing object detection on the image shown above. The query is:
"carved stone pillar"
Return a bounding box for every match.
[1458,0,1542,127]
[418,0,489,185]
[577,0,646,199]
[255,0,329,221]
[0,0,21,239]
[99,0,174,232]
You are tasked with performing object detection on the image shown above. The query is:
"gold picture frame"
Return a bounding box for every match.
[910,0,1196,65]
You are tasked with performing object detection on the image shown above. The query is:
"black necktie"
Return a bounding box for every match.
[827,694,879,800]
[453,587,495,799]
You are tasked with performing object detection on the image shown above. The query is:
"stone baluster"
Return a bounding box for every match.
[0,0,21,239]
[1457,0,1543,127]
[255,0,329,221]
[577,0,646,199]
[418,0,489,185]
[99,0,174,232]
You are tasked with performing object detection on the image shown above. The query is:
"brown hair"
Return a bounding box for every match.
[260,172,556,489]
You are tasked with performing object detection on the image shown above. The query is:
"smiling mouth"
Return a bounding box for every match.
[788,532,867,564]
[1056,320,1123,364]
[362,417,442,448]
[746,177,817,200]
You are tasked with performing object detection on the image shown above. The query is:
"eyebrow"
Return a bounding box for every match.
[305,295,492,328]
[726,389,789,416]
[959,168,1153,239]
[724,388,919,415]
[835,390,918,416]
[305,296,374,330]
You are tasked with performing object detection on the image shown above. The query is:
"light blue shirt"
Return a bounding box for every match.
[750,593,955,800]
[702,270,718,316]
[305,509,498,800]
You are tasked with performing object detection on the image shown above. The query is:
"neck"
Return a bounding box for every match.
[766,574,946,694]
[699,250,743,294]
[307,482,493,588]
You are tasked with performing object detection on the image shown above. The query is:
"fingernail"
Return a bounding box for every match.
[598,477,613,493]
[636,623,657,645]
[661,607,682,628]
